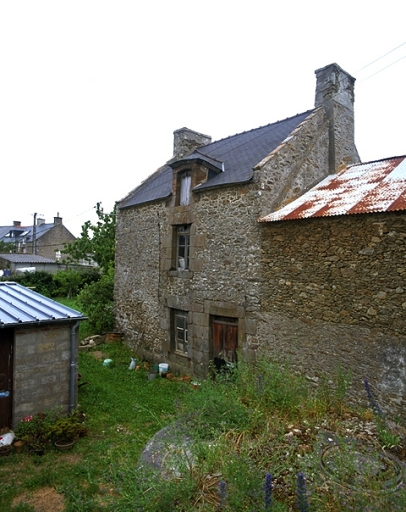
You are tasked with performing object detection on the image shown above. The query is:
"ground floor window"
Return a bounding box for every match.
[172,309,189,355]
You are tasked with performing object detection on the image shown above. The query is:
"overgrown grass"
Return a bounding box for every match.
[1,344,405,511]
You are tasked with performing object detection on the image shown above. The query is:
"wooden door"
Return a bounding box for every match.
[212,316,238,372]
[0,329,13,431]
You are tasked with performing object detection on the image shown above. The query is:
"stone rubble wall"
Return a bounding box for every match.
[258,212,406,415]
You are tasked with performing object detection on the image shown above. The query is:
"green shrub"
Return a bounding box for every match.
[77,268,114,334]
[10,271,55,297]
[52,268,100,298]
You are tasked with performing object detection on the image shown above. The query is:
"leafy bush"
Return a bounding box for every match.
[9,271,55,297]
[52,268,100,298]
[77,267,114,334]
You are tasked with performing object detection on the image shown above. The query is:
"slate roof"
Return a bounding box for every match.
[0,254,56,264]
[120,110,314,208]
[259,155,406,222]
[0,282,85,327]
[0,223,56,244]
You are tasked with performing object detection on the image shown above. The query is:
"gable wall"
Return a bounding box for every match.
[258,212,406,415]
[255,109,330,217]
[26,224,76,260]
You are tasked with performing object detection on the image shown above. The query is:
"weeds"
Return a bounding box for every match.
[1,346,405,511]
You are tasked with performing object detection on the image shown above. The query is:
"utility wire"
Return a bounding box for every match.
[355,42,406,73]
[358,54,406,82]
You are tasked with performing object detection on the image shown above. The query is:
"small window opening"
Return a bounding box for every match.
[176,224,190,270]
[172,309,189,355]
[179,172,191,206]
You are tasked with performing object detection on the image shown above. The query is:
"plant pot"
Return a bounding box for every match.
[13,440,25,454]
[55,439,75,451]
[147,372,157,381]
[0,445,12,457]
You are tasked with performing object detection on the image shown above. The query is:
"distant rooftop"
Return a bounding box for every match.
[0,253,56,264]
[0,282,85,327]
[259,156,406,222]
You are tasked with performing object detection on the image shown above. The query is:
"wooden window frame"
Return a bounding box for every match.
[177,170,192,206]
[171,309,189,355]
[175,224,190,271]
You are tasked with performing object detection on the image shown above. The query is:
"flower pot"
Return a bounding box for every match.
[55,439,75,451]
[0,445,12,457]
[13,440,25,454]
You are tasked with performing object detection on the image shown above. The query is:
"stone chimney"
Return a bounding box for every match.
[13,221,21,227]
[315,63,359,172]
[37,218,45,226]
[173,127,211,160]
[54,213,62,225]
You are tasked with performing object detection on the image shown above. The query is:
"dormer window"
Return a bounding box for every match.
[179,171,191,206]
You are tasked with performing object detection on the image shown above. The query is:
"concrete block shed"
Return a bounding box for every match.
[0,282,86,430]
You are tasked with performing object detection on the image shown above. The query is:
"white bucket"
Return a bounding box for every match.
[159,363,169,374]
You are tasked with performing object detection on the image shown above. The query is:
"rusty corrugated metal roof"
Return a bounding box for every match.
[259,156,406,222]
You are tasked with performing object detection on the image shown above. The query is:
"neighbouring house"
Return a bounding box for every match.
[0,214,75,260]
[0,253,60,275]
[114,62,405,414]
[0,282,86,430]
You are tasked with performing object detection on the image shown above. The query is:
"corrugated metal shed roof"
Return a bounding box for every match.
[120,110,314,208]
[0,254,56,264]
[259,156,406,222]
[0,282,85,327]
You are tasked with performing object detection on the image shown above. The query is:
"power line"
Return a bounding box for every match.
[359,54,406,82]
[355,42,406,73]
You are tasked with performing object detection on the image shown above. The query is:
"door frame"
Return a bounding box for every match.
[0,328,14,431]
[211,315,238,373]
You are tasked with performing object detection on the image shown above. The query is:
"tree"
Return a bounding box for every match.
[62,202,116,271]
[0,241,12,253]
[62,203,116,334]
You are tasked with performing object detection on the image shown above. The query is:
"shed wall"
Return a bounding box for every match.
[12,323,77,427]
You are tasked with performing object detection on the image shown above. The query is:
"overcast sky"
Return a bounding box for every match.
[1,1,405,237]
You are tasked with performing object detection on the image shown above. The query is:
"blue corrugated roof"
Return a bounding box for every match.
[0,282,85,327]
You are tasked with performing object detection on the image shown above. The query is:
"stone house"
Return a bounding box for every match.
[0,214,75,260]
[0,282,85,430]
[115,64,365,375]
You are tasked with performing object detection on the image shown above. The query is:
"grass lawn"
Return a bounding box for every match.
[1,342,405,511]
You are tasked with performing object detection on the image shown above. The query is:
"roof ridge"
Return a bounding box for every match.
[348,155,406,168]
[200,109,315,148]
